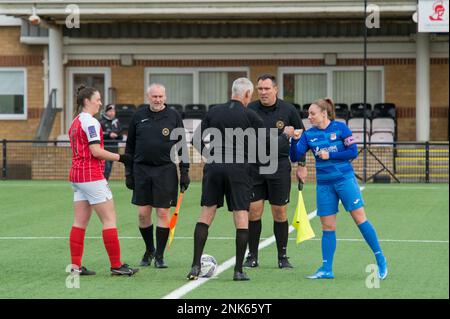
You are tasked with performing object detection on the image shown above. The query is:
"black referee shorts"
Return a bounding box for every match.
[250,159,292,206]
[132,163,178,208]
[201,163,252,212]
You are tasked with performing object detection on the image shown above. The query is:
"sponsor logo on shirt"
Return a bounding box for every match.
[314,146,321,156]
[310,138,318,142]
[88,126,97,138]
[314,145,338,157]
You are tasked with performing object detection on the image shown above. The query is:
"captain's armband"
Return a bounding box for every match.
[344,136,356,147]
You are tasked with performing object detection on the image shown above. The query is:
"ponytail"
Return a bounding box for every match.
[312,97,335,120]
[75,85,98,116]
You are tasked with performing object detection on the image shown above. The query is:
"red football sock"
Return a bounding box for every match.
[70,226,86,268]
[102,228,122,268]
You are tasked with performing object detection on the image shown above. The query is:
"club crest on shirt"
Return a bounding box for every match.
[88,126,97,138]
[330,133,337,141]
[162,128,170,136]
[276,120,285,129]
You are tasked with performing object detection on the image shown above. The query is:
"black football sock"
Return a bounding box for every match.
[274,221,289,258]
[234,228,249,273]
[248,220,262,259]
[155,226,170,259]
[139,225,155,253]
[192,222,209,267]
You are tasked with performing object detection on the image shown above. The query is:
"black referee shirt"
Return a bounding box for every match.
[125,105,189,168]
[248,98,305,161]
[194,99,264,163]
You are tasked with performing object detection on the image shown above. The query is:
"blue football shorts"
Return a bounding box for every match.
[316,177,364,216]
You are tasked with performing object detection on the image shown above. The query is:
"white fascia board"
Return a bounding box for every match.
[132,54,325,60]
[0,14,22,25]
[63,36,416,46]
[20,36,49,45]
[62,41,432,58]
[0,2,418,20]
[430,42,450,55]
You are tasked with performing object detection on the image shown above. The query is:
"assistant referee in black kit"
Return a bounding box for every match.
[125,83,190,268]
[244,74,307,269]
[187,77,264,281]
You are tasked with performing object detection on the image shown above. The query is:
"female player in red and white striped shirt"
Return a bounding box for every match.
[68,85,138,276]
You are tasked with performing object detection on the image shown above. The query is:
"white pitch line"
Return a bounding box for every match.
[163,185,366,299]
[162,209,317,300]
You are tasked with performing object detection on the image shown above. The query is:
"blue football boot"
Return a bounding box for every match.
[306,267,334,279]
[376,254,388,280]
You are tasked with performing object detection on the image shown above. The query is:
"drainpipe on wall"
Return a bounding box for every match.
[416,32,430,142]
[48,25,64,134]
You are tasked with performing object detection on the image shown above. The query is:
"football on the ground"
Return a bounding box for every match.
[199,254,217,278]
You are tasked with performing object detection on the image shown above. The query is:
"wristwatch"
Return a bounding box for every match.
[298,161,306,167]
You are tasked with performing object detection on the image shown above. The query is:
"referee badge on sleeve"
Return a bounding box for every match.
[162,128,170,136]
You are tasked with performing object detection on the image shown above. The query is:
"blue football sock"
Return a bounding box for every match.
[358,220,384,262]
[321,231,336,272]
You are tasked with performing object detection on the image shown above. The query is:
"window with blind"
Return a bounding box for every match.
[146,68,248,107]
[281,68,383,107]
[0,69,26,119]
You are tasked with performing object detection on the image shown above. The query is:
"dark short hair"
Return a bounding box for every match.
[257,74,277,86]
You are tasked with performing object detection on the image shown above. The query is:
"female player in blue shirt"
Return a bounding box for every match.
[284,98,387,280]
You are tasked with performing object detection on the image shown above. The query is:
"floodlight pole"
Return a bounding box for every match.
[363,0,368,184]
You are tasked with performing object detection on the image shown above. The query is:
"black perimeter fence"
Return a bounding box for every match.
[1,139,448,184]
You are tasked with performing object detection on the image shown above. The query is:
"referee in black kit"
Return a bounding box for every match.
[244,74,307,269]
[125,83,190,268]
[186,77,264,281]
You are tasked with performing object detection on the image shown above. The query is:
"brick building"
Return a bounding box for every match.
[0,1,448,182]
[0,1,448,142]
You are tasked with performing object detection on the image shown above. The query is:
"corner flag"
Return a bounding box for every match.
[292,181,315,244]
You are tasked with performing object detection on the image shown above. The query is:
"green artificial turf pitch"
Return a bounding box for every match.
[0,181,448,299]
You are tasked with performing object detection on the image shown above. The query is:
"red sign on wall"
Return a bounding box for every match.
[418,0,449,32]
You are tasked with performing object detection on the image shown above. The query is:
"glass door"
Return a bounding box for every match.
[66,67,110,132]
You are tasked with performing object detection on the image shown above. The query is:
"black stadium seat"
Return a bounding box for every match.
[348,103,372,136]
[371,103,397,142]
[184,104,206,119]
[350,103,372,118]
[334,103,349,122]
[115,104,136,131]
[167,103,184,118]
[373,103,396,119]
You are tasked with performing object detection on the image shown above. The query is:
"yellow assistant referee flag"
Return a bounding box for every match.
[292,182,315,244]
